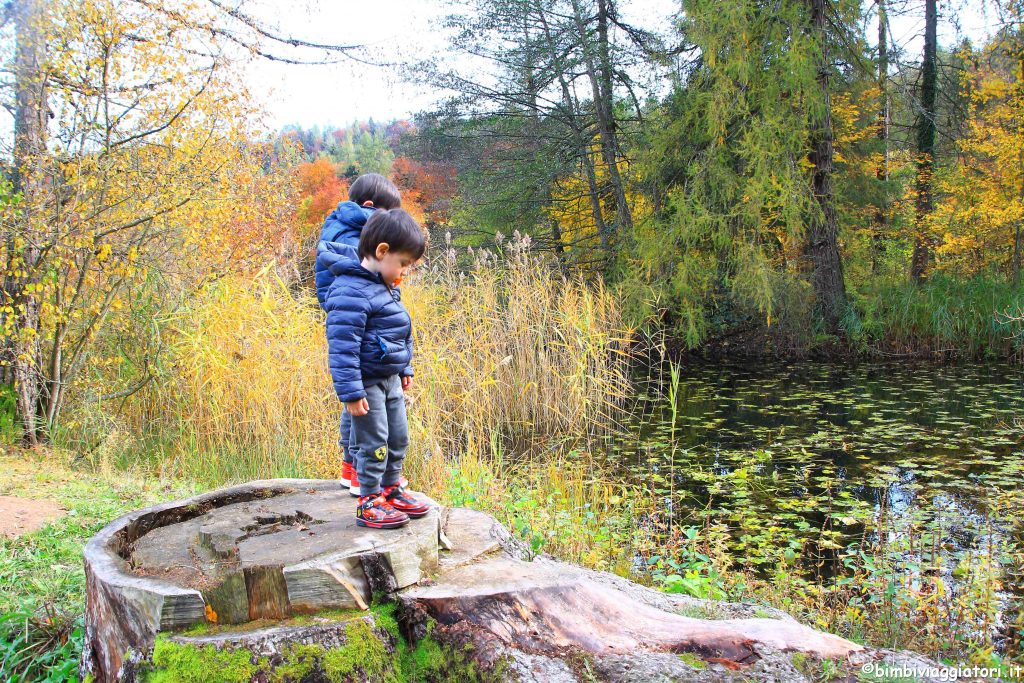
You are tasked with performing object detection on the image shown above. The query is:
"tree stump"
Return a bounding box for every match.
[80,480,440,682]
[81,481,949,683]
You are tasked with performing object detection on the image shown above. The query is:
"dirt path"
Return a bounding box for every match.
[0,495,66,539]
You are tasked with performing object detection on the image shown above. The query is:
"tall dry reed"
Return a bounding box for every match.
[151,265,339,480]
[400,232,633,484]
[66,235,644,569]
[100,238,633,506]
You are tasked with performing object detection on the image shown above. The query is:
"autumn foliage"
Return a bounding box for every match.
[392,156,457,227]
[295,158,348,230]
[934,41,1024,279]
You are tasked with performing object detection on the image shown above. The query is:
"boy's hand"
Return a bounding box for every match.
[346,398,370,416]
[401,376,412,391]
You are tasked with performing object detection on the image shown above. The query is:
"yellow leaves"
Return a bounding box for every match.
[95,244,111,263]
[930,46,1024,277]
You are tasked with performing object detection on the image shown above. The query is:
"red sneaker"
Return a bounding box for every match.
[382,484,431,518]
[355,495,409,529]
[340,461,355,487]
[348,469,361,497]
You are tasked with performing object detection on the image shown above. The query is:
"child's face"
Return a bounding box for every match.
[374,244,418,287]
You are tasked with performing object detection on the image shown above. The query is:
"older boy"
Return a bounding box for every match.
[315,173,401,495]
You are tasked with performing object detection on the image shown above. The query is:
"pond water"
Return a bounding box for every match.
[602,361,1024,649]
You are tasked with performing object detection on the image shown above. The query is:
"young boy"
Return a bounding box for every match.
[315,174,401,496]
[322,208,430,528]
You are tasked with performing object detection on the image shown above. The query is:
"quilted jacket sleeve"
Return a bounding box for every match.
[399,327,414,378]
[325,285,373,403]
[315,260,330,310]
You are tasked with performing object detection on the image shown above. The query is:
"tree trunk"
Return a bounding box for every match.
[534,1,609,252]
[872,0,890,275]
[804,0,847,333]
[911,0,938,281]
[595,0,633,238]
[87,482,955,683]
[569,0,633,266]
[1016,48,1024,284]
[521,3,566,261]
[10,0,49,445]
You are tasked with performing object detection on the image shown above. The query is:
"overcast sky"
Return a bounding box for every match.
[247,0,999,131]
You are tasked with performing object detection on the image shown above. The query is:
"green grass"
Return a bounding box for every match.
[0,610,83,683]
[0,385,16,445]
[846,275,1024,359]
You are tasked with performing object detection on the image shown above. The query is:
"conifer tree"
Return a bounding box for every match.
[805,0,847,331]
[637,0,854,343]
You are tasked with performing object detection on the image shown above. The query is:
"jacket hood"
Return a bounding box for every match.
[318,201,374,244]
[315,240,358,276]
[317,241,386,286]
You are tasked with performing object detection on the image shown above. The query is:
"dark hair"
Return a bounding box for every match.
[348,173,401,209]
[358,208,427,260]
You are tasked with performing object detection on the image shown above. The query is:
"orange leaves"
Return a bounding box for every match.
[392,155,457,226]
[199,145,299,277]
[294,158,347,229]
[297,157,342,198]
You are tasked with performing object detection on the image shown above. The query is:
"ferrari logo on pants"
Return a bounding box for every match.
[374,445,388,461]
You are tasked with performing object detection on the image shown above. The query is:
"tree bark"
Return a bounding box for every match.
[804,0,847,332]
[911,0,938,281]
[569,0,633,265]
[595,0,634,238]
[1015,46,1023,284]
[520,3,566,261]
[534,0,610,252]
[84,483,953,683]
[10,0,49,445]
[872,0,890,275]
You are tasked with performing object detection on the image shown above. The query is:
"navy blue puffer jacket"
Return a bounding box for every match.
[315,201,374,308]
[323,254,414,403]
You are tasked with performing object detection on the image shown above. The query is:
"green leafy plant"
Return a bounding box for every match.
[0,609,83,683]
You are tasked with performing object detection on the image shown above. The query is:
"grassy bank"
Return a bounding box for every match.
[846,276,1024,360]
[1,238,648,680]
[4,441,1022,680]
[674,275,1024,361]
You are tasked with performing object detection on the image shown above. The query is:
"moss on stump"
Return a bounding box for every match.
[136,609,494,683]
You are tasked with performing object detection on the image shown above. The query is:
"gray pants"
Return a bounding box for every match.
[339,411,352,464]
[349,374,409,497]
